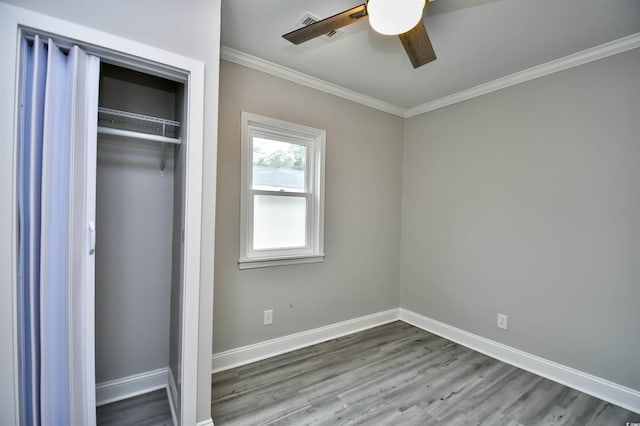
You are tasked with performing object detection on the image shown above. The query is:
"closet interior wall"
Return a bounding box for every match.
[95,63,183,387]
[169,82,185,402]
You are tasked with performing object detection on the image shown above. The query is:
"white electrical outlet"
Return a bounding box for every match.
[497,313,508,330]
[264,309,273,326]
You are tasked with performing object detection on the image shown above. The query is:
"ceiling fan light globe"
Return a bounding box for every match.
[367,0,426,35]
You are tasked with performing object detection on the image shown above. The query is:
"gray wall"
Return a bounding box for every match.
[95,137,175,382]
[214,60,404,352]
[0,6,19,423]
[400,48,640,390]
[170,85,185,413]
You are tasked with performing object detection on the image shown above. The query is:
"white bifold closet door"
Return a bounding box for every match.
[18,35,100,426]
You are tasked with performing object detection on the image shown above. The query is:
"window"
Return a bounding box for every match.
[239,112,325,269]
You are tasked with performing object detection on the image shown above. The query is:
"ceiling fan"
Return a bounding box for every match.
[283,0,436,69]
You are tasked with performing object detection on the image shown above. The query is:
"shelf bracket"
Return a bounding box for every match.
[160,142,166,174]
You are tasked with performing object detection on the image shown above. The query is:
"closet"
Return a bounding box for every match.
[94,63,184,422]
[15,31,202,425]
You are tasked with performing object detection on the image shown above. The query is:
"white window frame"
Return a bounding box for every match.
[239,112,325,269]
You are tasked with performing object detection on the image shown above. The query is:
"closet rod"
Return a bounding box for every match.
[97,126,181,144]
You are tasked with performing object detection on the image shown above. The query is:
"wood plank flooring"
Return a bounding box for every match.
[96,388,173,425]
[211,321,639,425]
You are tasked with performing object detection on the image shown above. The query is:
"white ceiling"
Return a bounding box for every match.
[221,0,640,110]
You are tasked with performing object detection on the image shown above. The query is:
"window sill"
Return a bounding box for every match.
[238,254,325,270]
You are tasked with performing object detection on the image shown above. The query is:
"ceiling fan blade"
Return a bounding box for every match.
[283,4,367,45]
[398,20,437,69]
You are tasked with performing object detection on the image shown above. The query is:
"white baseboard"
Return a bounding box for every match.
[209,307,640,414]
[197,419,214,426]
[95,367,169,406]
[167,368,178,426]
[399,308,640,414]
[211,308,400,372]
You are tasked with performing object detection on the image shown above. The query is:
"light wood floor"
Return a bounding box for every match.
[96,388,173,425]
[211,321,639,425]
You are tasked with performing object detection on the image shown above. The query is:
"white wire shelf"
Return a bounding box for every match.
[97,107,181,144]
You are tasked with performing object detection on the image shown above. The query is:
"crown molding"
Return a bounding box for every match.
[405,32,640,117]
[220,46,406,117]
[221,32,640,119]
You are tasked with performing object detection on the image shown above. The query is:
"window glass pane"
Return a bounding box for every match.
[253,195,306,249]
[252,137,305,192]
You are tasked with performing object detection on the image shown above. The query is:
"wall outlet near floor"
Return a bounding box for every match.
[264,309,273,326]
[497,313,508,330]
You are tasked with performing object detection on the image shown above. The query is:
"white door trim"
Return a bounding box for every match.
[0,4,205,425]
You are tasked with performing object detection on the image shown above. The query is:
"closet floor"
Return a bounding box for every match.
[96,388,173,426]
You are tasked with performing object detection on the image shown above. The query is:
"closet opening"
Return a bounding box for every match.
[12,22,206,425]
[94,63,186,425]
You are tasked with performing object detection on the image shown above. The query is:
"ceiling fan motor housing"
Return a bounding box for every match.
[367,0,426,35]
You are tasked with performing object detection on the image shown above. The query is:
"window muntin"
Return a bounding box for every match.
[240,112,325,269]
